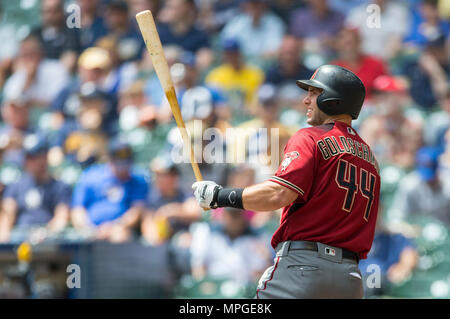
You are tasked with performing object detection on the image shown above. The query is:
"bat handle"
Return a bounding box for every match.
[182,130,203,181]
[165,87,203,182]
[191,161,203,182]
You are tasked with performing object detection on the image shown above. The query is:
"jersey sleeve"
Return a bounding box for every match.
[269,130,316,200]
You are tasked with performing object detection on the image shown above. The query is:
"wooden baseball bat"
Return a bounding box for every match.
[136,10,203,182]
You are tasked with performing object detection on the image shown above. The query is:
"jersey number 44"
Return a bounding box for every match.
[335,159,377,222]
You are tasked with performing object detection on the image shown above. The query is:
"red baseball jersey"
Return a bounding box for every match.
[269,121,381,259]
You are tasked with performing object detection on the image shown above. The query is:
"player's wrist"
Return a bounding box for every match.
[215,188,244,209]
[209,185,223,208]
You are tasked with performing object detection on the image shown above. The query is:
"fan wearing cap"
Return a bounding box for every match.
[50,47,113,116]
[181,85,230,132]
[77,0,109,50]
[360,75,423,169]
[205,38,264,110]
[166,83,230,196]
[32,0,81,71]
[164,54,232,151]
[71,140,148,242]
[0,134,72,243]
[190,206,270,284]
[94,35,124,96]
[141,157,200,245]
[53,83,111,166]
[400,34,450,109]
[390,146,450,224]
[161,51,230,124]
[50,47,119,134]
[190,162,270,283]
[193,65,381,299]
[77,47,112,85]
[232,83,296,182]
[104,0,145,62]
[403,0,449,49]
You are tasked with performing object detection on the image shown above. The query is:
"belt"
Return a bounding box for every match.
[288,241,359,262]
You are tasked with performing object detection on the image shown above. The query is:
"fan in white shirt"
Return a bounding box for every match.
[3,34,69,107]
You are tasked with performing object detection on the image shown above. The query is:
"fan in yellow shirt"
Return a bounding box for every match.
[205,39,264,113]
[228,84,297,182]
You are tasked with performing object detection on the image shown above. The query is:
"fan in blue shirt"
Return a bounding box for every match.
[0,134,72,243]
[71,139,149,241]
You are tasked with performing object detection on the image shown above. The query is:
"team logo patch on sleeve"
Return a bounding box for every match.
[281,151,299,171]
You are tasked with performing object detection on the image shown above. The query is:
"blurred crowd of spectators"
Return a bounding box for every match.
[0,0,449,297]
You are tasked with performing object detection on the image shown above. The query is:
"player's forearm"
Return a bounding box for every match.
[242,181,297,212]
[193,180,298,211]
[214,182,295,211]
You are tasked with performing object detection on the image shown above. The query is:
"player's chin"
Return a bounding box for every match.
[306,116,315,126]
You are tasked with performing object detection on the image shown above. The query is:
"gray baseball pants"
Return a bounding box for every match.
[255,241,364,299]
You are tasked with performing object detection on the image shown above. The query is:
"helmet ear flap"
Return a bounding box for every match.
[317,96,342,115]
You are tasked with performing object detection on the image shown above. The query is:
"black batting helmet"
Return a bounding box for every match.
[296,65,366,119]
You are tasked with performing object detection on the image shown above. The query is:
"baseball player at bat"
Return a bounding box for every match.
[192,65,381,299]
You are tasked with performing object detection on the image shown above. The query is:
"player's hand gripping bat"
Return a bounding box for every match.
[136,10,203,182]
